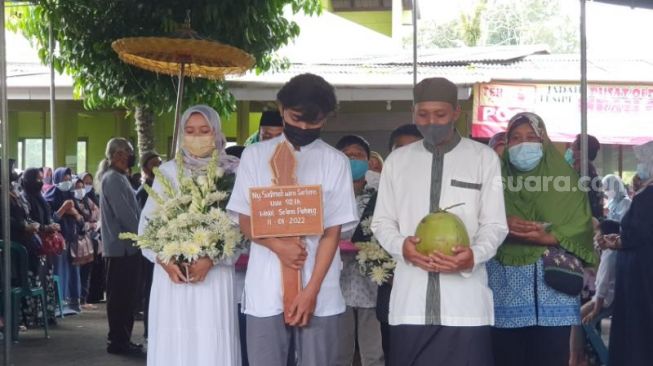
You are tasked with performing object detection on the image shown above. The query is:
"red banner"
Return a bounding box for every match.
[472,82,653,145]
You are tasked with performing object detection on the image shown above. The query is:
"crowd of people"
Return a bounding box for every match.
[1,73,652,366]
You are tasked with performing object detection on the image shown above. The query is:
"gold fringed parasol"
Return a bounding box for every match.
[111,11,255,156]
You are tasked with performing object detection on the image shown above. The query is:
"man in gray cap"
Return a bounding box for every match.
[371,77,508,366]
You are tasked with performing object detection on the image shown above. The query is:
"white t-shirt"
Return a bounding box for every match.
[594,248,617,307]
[227,134,359,318]
[372,138,508,326]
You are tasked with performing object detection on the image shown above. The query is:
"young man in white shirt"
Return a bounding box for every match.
[371,77,508,366]
[227,73,358,366]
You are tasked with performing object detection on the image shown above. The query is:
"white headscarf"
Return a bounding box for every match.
[602,174,627,201]
[177,105,239,174]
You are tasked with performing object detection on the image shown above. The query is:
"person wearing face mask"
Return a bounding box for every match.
[334,135,384,366]
[78,172,99,206]
[564,134,604,219]
[135,152,162,210]
[20,167,60,324]
[42,167,54,193]
[97,137,144,356]
[228,74,358,366]
[139,105,241,366]
[601,174,631,222]
[78,171,106,305]
[44,167,85,315]
[71,178,101,312]
[486,112,597,366]
[371,77,508,366]
[364,151,384,190]
[1,161,57,329]
[607,140,653,366]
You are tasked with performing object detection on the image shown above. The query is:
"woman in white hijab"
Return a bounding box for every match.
[139,105,241,366]
[602,174,631,222]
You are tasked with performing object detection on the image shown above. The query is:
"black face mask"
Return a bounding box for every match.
[283,123,321,147]
[24,181,44,194]
[127,154,136,169]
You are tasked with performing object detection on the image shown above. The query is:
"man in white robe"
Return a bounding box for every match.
[371,77,508,366]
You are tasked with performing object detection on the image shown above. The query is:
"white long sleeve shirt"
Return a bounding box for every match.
[594,248,617,307]
[371,137,508,326]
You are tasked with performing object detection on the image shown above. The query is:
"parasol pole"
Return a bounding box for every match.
[580,0,588,179]
[171,62,185,158]
[49,21,57,167]
[412,0,418,87]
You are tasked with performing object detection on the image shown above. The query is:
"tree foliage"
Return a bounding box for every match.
[460,0,486,47]
[408,0,578,53]
[7,1,322,118]
[484,0,578,52]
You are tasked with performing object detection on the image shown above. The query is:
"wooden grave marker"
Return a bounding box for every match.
[249,141,324,323]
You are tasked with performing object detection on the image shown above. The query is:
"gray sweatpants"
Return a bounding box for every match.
[246,313,340,366]
[336,306,385,366]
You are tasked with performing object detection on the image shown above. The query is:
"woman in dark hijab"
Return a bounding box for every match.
[44,167,84,313]
[608,141,653,366]
[20,167,60,323]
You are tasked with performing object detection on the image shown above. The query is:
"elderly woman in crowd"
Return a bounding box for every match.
[487,112,597,366]
[607,141,653,366]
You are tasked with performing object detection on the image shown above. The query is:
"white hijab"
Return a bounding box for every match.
[177,105,239,174]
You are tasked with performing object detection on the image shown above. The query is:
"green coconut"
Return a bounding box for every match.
[415,203,470,256]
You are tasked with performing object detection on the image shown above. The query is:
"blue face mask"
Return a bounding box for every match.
[637,163,651,181]
[564,148,575,166]
[509,142,544,172]
[56,181,73,192]
[350,159,369,181]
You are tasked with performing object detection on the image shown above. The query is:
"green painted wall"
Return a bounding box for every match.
[322,0,393,36]
[333,11,392,36]
[9,100,262,175]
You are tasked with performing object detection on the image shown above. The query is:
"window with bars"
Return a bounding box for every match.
[77,139,88,173]
[332,0,392,11]
[18,138,53,170]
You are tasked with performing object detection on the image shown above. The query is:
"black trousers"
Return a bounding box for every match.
[389,324,493,366]
[491,326,571,366]
[142,257,154,338]
[106,255,142,346]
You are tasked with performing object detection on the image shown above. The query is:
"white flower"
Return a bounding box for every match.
[370,266,389,285]
[361,217,374,236]
[196,175,209,188]
[123,153,242,267]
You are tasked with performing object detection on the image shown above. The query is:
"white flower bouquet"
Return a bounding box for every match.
[353,216,396,285]
[121,151,242,268]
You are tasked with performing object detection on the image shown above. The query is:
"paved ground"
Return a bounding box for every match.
[1,304,611,366]
[1,304,146,366]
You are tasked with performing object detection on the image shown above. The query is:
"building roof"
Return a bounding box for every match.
[7,16,653,102]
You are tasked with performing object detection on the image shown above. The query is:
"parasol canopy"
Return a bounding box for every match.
[111,36,254,80]
[111,11,255,156]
